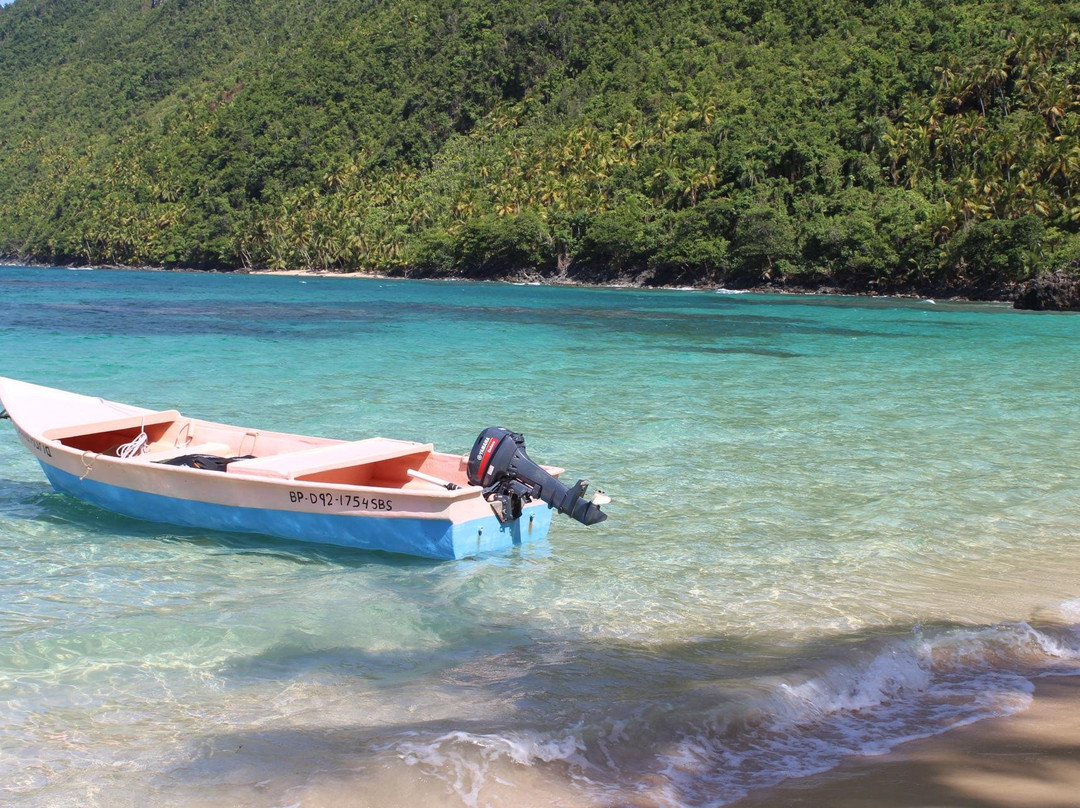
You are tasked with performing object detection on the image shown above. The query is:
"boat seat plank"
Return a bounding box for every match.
[225,438,434,480]
[42,410,183,441]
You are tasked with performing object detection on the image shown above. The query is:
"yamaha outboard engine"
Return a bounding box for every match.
[467,427,608,526]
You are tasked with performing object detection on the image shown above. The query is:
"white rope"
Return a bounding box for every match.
[80,451,98,480]
[117,416,149,458]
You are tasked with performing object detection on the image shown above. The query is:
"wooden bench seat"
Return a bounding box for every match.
[225,438,433,481]
[42,410,182,441]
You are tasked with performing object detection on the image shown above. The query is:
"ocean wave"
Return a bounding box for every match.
[391,612,1080,807]
[652,620,1075,807]
[396,730,592,808]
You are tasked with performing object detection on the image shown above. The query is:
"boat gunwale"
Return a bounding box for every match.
[30,433,485,501]
[0,375,562,508]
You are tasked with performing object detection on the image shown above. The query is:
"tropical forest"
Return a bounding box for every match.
[2,0,1080,299]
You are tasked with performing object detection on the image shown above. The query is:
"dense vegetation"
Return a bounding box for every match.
[2,0,1079,295]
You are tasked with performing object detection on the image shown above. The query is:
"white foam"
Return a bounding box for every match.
[927,621,1080,671]
[397,730,588,808]
[1055,597,1080,623]
[775,642,932,721]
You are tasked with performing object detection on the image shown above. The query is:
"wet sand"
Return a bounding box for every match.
[734,676,1080,808]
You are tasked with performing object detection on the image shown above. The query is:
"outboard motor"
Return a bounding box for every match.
[467,427,608,526]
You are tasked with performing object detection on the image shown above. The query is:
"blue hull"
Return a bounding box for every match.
[40,463,553,560]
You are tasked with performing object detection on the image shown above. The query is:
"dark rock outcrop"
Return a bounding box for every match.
[1013,268,1080,311]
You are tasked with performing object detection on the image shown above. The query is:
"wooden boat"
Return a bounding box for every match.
[0,377,608,560]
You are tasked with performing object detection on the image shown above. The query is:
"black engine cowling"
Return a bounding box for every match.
[467,427,608,526]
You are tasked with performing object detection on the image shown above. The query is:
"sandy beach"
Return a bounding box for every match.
[733,676,1080,808]
[248,268,389,278]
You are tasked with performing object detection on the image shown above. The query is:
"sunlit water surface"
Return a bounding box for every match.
[1,267,1079,807]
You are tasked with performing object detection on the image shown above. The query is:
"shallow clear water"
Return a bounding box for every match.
[2,266,1080,807]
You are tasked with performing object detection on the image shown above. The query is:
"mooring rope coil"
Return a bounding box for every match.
[116,416,149,459]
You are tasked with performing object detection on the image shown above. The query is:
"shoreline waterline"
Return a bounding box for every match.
[731,675,1080,808]
[1,258,1015,302]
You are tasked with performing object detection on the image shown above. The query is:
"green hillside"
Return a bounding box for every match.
[2,0,1079,294]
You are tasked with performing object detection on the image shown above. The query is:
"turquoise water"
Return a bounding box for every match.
[2,266,1080,807]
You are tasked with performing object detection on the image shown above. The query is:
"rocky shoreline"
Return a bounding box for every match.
[4,256,1079,310]
[1012,267,1080,311]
